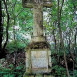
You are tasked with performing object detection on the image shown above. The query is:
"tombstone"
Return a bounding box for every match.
[22,0,52,75]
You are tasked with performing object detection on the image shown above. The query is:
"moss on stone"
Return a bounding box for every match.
[26,41,50,49]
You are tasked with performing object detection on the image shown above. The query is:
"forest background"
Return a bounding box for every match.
[0,0,77,77]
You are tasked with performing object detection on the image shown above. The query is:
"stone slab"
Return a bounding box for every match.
[44,75,54,77]
[35,74,43,77]
[23,74,54,77]
[23,75,34,77]
[31,51,48,73]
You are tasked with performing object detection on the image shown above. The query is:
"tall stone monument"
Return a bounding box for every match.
[22,0,52,75]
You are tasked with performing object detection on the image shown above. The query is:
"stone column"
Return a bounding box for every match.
[32,4,45,42]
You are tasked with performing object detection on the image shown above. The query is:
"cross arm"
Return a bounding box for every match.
[22,0,52,8]
[22,0,33,8]
[43,1,52,7]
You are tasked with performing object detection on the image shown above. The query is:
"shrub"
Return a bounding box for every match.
[6,40,27,53]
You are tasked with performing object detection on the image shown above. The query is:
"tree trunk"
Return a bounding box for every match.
[68,33,71,54]
[74,27,77,56]
[3,0,10,50]
[57,0,70,77]
[13,19,16,40]
[0,0,3,52]
[52,28,57,49]
[74,27,77,47]
[64,51,70,77]
[57,0,64,49]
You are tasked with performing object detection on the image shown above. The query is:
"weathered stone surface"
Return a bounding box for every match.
[26,42,51,74]
[22,0,52,75]
[31,36,45,42]
[22,0,52,42]
[23,74,54,77]
[22,0,52,8]
[31,51,48,73]
[36,74,43,77]
[44,75,54,77]
[23,74,34,77]
[26,42,50,49]
[33,5,43,37]
[48,51,52,68]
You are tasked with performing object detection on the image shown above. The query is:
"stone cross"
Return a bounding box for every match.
[22,0,52,42]
[22,0,52,75]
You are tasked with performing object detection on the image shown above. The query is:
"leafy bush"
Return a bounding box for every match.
[16,65,24,70]
[6,40,27,53]
[52,65,67,77]
[72,70,77,77]
[0,65,24,77]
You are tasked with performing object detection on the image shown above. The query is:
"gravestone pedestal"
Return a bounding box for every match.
[25,41,51,74]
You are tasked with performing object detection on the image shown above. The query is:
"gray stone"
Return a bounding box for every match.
[31,51,48,73]
[25,49,51,74]
[35,74,43,77]
[44,75,54,77]
[22,0,52,8]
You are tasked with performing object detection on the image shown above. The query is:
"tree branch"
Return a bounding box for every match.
[3,0,10,50]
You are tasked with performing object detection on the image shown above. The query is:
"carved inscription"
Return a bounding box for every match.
[31,51,48,69]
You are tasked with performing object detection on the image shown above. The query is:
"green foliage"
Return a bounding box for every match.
[16,65,24,70]
[6,40,27,53]
[52,65,66,77]
[0,71,23,77]
[8,64,14,69]
[0,63,24,77]
[3,74,15,77]
[73,70,77,77]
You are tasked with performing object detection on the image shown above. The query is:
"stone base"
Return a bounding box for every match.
[23,73,54,77]
[25,39,51,74]
[25,49,51,74]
